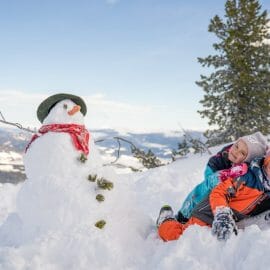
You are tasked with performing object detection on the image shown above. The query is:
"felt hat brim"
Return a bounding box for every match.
[37,93,87,123]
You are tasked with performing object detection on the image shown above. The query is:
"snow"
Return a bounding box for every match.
[0,152,23,164]
[1,145,270,269]
[0,165,14,172]
[141,142,167,149]
[0,183,20,224]
[0,98,269,270]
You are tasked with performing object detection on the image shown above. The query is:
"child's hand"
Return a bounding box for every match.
[218,163,248,182]
[212,207,238,241]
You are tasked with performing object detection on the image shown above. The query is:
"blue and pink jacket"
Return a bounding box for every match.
[192,157,270,224]
[179,144,234,218]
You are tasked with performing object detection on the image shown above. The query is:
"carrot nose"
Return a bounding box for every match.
[68,105,81,116]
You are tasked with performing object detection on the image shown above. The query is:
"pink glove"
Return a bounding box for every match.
[218,163,248,182]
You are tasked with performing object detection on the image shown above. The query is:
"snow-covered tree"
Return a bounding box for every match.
[197,0,270,144]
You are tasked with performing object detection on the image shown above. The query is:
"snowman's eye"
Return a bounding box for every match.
[63,104,68,109]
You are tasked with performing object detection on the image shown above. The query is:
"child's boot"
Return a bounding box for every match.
[156,205,176,227]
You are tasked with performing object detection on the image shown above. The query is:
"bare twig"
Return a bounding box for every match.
[178,123,212,155]
[103,162,142,172]
[96,136,163,169]
[111,137,121,164]
[113,136,137,149]
[0,111,36,133]
[0,111,6,121]
[95,136,137,165]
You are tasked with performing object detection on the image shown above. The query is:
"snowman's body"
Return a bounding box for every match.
[16,99,107,238]
[23,128,102,181]
[0,95,151,263]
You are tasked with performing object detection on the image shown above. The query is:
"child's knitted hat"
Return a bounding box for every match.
[239,132,268,163]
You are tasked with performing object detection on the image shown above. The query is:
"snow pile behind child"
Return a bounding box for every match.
[0,145,270,269]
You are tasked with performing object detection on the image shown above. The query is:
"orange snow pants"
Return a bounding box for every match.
[158,217,209,241]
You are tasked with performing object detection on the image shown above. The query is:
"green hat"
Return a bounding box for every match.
[37,93,87,123]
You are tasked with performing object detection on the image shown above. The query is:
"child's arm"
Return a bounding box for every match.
[209,178,238,240]
[178,164,230,220]
[177,144,233,221]
[177,166,220,221]
[209,178,234,211]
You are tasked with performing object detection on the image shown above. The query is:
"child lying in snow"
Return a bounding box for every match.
[157,152,270,241]
[177,132,268,223]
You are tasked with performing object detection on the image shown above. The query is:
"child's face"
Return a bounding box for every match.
[228,139,248,164]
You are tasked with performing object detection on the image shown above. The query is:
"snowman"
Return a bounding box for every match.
[24,93,103,178]
[0,94,154,266]
[5,93,114,243]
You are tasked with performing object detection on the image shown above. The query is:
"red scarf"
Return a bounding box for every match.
[25,124,90,155]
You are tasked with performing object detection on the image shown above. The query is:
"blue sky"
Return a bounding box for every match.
[0,0,269,132]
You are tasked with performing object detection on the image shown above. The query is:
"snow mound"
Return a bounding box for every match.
[0,145,270,269]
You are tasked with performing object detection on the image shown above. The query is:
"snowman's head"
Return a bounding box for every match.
[37,93,87,124]
[43,99,85,125]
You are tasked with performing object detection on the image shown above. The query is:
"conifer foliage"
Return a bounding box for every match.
[131,147,163,169]
[197,0,270,144]
[172,133,211,160]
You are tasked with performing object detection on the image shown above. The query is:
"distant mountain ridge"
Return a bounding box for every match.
[0,126,204,183]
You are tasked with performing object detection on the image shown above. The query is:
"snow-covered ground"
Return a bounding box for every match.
[0,145,270,270]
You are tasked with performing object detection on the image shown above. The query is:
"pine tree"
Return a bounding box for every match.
[131,147,163,169]
[197,0,270,144]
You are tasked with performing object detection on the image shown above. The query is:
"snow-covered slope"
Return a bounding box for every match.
[0,147,270,270]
